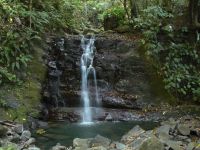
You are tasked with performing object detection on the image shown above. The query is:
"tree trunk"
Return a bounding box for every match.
[122,0,130,20]
[130,0,138,18]
[189,0,200,28]
[29,0,32,28]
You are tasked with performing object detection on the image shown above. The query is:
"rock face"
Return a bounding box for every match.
[42,34,161,111]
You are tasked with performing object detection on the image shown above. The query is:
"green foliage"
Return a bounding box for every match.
[103,6,125,18]
[103,6,125,24]
[133,6,173,29]
[0,0,34,84]
[0,0,85,85]
[135,5,200,102]
[163,43,200,100]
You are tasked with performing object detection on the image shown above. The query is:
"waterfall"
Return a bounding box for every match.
[80,35,99,123]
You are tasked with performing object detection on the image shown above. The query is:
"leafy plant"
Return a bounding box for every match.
[135,5,200,102]
[133,6,173,29]
[163,43,200,100]
[0,0,86,85]
[103,6,126,25]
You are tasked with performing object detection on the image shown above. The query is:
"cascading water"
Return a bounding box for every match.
[80,35,99,124]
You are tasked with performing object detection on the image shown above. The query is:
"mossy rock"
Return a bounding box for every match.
[0,43,47,122]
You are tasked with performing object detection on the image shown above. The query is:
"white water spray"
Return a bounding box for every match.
[80,35,99,124]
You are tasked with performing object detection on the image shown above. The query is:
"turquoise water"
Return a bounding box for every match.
[34,121,159,150]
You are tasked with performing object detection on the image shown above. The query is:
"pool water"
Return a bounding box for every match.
[34,121,159,150]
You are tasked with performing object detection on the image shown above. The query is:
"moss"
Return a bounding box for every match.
[0,43,47,122]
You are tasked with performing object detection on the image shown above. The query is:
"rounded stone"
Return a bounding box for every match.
[21,130,31,141]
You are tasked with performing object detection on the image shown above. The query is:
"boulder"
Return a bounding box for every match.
[91,135,111,148]
[122,128,164,150]
[25,138,36,146]
[186,142,196,150]
[21,130,31,141]
[136,136,164,150]
[155,125,171,141]
[13,124,24,134]
[37,121,48,129]
[0,125,8,137]
[110,141,126,150]
[105,114,113,121]
[73,138,92,148]
[10,133,21,143]
[121,125,145,144]
[177,124,190,136]
[165,140,183,150]
[51,143,66,150]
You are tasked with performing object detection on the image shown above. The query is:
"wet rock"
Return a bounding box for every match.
[37,121,48,129]
[155,125,171,141]
[91,135,111,148]
[25,138,36,146]
[28,146,41,150]
[135,136,164,150]
[121,125,145,144]
[102,96,139,109]
[6,130,16,141]
[89,146,107,150]
[176,135,188,141]
[186,142,196,150]
[51,143,67,150]
[10,133,20,143]
[21,130,31,141]
[0,125,8,137]
[177,124,190,136]
[161,118,177,130]
[165,140,183,150]
[105,114,112,121]
[13,124,23,134]
[110,141,126,150]
[190,128,200,137]
[73,138,92,148]
[48,61,57,69]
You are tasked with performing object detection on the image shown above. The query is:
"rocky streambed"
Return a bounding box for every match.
[46,116,200,150]
[1,116,200,150]
[0,122,40,150]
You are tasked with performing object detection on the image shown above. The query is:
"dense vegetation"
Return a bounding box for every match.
[102,0,200,102]
[0,0,200,104]
[0,0,81,84]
